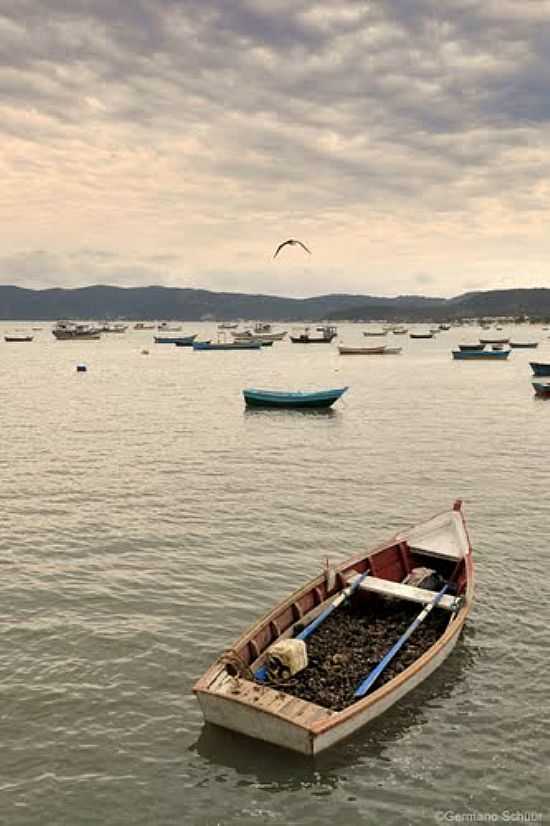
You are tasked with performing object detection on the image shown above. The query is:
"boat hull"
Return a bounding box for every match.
[53,332,101,340]
[338,345,401,355]
[452,349,510,360]
[154,335,197,344]
[243,387,348,408]
[290,335,336,343]
[530,362,550,376]
[194,341,261,350]
[4,336,33,342]
[194,502,474,755]
[532,382,550,397]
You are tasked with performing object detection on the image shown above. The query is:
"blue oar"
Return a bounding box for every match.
[354,582,450,698]
[255,569,370,682]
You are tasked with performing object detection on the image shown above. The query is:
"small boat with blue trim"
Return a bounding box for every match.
[532,382,550,397]
[194,500,473,755]
[530,362,550,376]
[452,348,510,360]
[154,334,197,345]
[194,339,261,351]
[243,387,348,408]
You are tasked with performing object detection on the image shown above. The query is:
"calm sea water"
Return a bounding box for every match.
[0,321,547,826]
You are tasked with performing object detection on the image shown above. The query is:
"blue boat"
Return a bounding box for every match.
[452,349,510,360]
[193,340,261,351]
[529,362,550,376]
[242,387,348,408]
[154,334,197,345]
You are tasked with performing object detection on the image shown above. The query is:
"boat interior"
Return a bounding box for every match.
[228,510,469,674]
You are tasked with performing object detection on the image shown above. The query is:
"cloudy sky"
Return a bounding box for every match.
[2,0,550,298]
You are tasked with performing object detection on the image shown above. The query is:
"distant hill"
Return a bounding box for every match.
[0,284,549,321]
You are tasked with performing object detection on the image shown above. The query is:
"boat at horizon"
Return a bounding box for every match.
[290,326,337,344]
[52,321,102,340]
[193,339,262,351]
[338,345,402,355]
[194,500,474,755]
[154,334,197,345]
[452,348,510,360]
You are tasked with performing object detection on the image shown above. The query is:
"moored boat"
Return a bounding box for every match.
[532,381,550,397]
[232,329,287,342]
[409,332,433,339]
[458,343,485,352]
[509,341,538,349]
[479,337,510,345]
[363,329,387,337]
[452,348,510,360]
[154,334,197,345]
[52,321,102,340]
[193,340,261,350]
[4,335,33,342]
[194,500,473,755]
[290,326,337,344]
[242,386,348,409]
[338,345,401,355]
[529,361,550,377]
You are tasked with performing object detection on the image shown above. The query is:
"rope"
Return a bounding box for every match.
[218,648,254,680]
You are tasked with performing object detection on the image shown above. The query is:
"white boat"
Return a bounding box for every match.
[194,501,474,755]
[101,323,128,333]
[52,321,102,340]
[232,329,287,342]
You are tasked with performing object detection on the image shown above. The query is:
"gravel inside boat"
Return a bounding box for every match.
[261,597,450,711]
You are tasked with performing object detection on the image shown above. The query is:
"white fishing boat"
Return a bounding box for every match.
[194,501,474,755]
[52,321,102,340]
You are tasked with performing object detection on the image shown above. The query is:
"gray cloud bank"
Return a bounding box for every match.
[1,1,550,296]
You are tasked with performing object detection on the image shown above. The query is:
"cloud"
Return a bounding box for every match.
[2,1,550,296]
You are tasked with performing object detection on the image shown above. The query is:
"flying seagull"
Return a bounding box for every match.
[273,239,312,258]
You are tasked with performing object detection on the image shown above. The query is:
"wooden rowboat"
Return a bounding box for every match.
[194,500,474,755]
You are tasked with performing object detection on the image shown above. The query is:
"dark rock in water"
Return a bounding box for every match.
[262,599,449,711]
